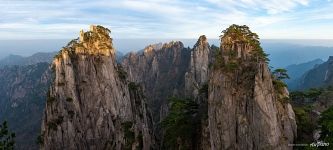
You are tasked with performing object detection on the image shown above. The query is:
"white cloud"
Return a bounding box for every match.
[0,0,332,39]
[205,0,309,14]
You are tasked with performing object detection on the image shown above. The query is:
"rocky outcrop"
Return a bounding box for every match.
[0,63,50,150]
[121,41,191,122]
[183,35,211,149]
[37,24,299,150]
[208,25,296,149]
[41,25,154,150]
[185,35,210,98]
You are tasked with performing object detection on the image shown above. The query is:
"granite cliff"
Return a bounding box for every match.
[121,35,213,148]
[185,35,210,98]
[38,24,297,150]
[121,41,191,122]
[184,35,211,149]
[208,25,296,149]
[122,25,297,149]
[40,25,154,150]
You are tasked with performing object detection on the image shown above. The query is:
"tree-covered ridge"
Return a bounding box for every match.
[291,86,333,149]
[319,106,333,149]
[220,24,269,62]
[0,121,15,150]
[293,104,333,149]
[221,24,259,44]
[290,86,333,106]
[212,24,270,71]
[161,97,199,150]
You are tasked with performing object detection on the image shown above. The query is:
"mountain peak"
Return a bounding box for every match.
[55,25,113,59]
[220,24,268,62]
[162,41,184,49]
[143,43,163,54]
[194,35,208,47]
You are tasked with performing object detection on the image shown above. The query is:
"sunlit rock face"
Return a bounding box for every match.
[185,35,210,98]
[40,24,297,150]
[183,35,211,149]
[122,36,213,148]
[121,41,191,123]
[41,25,154,150]
[208,25,296,150]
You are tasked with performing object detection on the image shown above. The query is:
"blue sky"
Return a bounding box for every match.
[1,0,333,39]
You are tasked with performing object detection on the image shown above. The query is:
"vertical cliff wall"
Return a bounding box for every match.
[185,35,210,98]
[183,35,211,149]
[208,25,297,149]
[41,25,154,150]
[121,42,191,122]
[39,24,298,150]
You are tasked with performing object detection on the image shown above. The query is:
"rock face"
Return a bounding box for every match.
[185,35,210,98]
[122,36,214,149]
[41,25,154,150]
[0,63,50,150]
[208,25,296,150]
[121,41,191,122]
[39,24,297,150]
[184,35,211,149]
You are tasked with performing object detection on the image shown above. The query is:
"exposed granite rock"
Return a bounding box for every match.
[184,35,211,149]
[208,25,296,150]
[185,35,210,98]
[121,41,191,121]
[121,41,191,148]
[41,25,154,150]
[39,24,298,150]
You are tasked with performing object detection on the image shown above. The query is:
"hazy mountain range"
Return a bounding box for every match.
[2,39,333,69]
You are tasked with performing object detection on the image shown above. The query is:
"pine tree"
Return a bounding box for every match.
[0,121,15,150]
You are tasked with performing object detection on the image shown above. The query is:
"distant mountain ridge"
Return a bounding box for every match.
[286,59,324,90]
[0,52,56,67]
[0,62,51,150]
[261,43,333,68]
[3,39,333,68]
[295,56,333,90]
